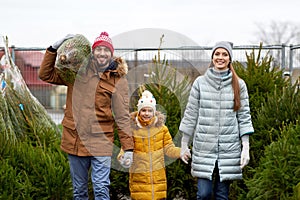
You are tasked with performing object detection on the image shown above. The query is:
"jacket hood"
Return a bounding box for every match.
[130,111,165,129]
[113,57,128,76]
[76,56,128,82]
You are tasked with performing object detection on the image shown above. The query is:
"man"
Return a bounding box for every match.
[39,32,134,200]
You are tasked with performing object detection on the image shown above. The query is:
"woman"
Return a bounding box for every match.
[179,41,254,199]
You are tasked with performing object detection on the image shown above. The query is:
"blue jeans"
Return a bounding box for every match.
[68,154,111,200]
[197,165,231,200]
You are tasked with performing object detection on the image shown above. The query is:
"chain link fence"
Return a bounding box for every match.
[1,44,300,123]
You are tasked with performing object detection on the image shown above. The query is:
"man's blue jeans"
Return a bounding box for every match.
[68,154,111,200]
[196,165,231,200]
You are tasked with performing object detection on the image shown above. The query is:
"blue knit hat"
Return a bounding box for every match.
[211,41,233,61]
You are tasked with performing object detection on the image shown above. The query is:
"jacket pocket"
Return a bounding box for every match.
[62,117,76,130]
[99,80,115,93]
[97,81,114,111]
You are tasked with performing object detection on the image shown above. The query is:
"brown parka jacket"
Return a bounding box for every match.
[39,48,133,156]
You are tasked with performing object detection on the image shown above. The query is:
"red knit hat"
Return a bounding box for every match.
[92,32,114,54]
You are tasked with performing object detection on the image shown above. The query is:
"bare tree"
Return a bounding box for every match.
[252,20,300,73]
[254,20,300,45]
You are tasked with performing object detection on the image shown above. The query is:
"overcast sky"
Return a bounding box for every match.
[1,0,300,48]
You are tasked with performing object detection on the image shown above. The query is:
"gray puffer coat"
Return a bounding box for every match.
[179,68,254,182]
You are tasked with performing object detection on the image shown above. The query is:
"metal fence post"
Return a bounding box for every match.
[281,43,285,70]
[289,44,293,75]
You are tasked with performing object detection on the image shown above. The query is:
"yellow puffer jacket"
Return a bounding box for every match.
[128,111,181,200]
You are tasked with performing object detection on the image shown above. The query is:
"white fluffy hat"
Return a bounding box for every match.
[137,90,156,113]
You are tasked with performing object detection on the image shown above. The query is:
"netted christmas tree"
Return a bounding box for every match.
[0,36,59,144]
[55,34,91,84]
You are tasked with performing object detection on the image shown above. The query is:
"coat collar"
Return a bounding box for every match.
[90,56,128,76]
[76,56,128,82]
[130,111,165,129]
[204,67,232,90]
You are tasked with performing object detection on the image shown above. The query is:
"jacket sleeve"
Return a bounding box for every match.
[162,126,181,158]
[39,48,66,85]
[179,77,201,137]
[237,80,254,136]
[112,76,134,151]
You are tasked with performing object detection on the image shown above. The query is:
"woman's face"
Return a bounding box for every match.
[139,107,154,121]
[212,48,230,70]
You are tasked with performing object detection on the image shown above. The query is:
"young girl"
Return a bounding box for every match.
[119,90,190,200]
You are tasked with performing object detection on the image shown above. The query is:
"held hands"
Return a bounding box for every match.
[180,147,191,164]
[180,134,191,164]
[240,135,250,169]
[118,150,133,168]
[52,34,75,49]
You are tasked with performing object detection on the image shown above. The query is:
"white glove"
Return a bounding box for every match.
[180,134,191,164]
[240,135,250,169]
[52,34,75,49]
[119,151,133,168]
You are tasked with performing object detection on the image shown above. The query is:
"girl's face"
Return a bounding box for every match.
[212,48,230,71]
[93,46,112,67]
[139,107,154,121]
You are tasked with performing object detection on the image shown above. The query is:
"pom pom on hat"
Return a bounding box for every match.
[211,41,233,61]
[92,32,114,54]
[137,90,156,113]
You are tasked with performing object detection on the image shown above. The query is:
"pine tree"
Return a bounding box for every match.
[231,43,300,199]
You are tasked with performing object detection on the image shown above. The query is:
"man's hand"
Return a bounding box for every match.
[119,151,133,168]
[52,34,75,49]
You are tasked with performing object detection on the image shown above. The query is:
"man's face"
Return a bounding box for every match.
[93,46,112,67]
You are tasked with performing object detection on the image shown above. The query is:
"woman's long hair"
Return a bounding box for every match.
[229,63,241,111]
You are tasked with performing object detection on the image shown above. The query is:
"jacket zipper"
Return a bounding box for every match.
[148,127,154,200]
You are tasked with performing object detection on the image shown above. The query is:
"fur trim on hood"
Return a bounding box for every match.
[130,111,166,129]
[114,57,128,76]
[77,56,128,79]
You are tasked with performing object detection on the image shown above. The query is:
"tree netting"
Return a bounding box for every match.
[0,36,59,143]
[55,34,91,84]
